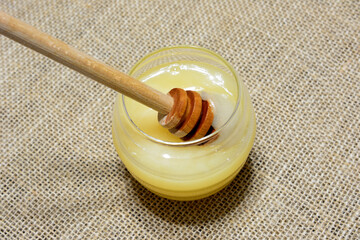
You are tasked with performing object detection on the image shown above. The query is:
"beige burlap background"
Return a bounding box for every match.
[1,0,359,239]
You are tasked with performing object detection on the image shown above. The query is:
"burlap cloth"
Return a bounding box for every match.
[1,0,359,239]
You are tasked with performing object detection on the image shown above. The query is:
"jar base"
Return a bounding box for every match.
[129,163,244,201]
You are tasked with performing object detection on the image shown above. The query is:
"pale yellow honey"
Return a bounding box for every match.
[112,60,256,200]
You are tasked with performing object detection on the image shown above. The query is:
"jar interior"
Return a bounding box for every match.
[123,46,241,146]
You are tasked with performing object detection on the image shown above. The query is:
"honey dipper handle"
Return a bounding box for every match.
[0,12,173,114]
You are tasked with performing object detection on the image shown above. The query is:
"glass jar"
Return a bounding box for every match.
[112,46,256,201]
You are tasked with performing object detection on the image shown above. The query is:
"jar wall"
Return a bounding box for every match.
[112,46,256,200]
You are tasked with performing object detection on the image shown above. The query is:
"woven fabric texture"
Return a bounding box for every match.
[1,0,359,239]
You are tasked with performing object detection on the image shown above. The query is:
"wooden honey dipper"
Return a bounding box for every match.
[0,12,215,141]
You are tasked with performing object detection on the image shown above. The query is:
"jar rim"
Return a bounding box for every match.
[123,45,241,146]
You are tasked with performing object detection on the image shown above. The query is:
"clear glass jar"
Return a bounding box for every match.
[112,46,256,201]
